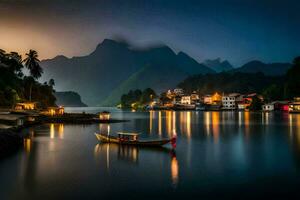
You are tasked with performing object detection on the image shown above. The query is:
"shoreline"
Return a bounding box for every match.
[0,112,129,159]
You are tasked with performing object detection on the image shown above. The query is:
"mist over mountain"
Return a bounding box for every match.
[202,58,233,72]
[41,39,214,106]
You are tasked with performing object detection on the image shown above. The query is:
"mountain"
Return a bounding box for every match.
[41,39,214,106]
[101,63,187,106]
[231,60,292,76]
[177,52,215,74]
[54,91,87,107]
[203,58,233,72]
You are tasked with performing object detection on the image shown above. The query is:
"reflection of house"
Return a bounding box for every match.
[289,97,300,113]
[262,103,274,111]
[181,96,191,104]
[99,111,110,120]
[48,106,65,116]
[15,102,38,110]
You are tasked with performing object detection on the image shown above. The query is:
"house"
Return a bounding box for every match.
[237,94,254,110]
[191,91,200,103]
[211,92,222,105]
[222,93,241,110]
[273,101,290,111]
[262,103,274,111]
[289,97,300,113]
[204,95,212,105]
[173,96,182,105]
[48,106,65,116]
[166,90,174,99]
[173,88,184,96]
[204,93,222,105]
[99,111,110,120]
[181,96,191,104]
[15,102,38,110]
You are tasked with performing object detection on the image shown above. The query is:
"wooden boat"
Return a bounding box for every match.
[95,132,175,147]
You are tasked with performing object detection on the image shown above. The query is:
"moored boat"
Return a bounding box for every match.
[95,132,176,147]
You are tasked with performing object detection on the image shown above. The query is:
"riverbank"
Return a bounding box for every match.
[0,111,129,158]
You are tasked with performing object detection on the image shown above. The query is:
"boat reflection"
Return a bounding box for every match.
[170,150,179,187]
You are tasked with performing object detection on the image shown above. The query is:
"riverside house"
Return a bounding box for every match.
[262,103,275,111]
[289,97,300,113]
[222,93,242,110]
[15,102,38,111]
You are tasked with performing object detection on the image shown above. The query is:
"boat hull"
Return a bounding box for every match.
[95,133,171,147]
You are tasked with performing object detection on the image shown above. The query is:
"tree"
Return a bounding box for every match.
[48,79,55,87]
[140,88,157,104]
[23,50,43,101]
[0,49,6,60]
[284,56,300,99]
[23,50,43,79]
[249,96,263,111]
[7,52,24,76]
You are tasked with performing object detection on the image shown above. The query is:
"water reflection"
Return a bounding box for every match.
[170,150,179,187]
[23,138,32,154]
[99,124,110,135]
[49,123,65,139]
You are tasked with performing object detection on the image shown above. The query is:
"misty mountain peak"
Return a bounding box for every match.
[203,58,233,72]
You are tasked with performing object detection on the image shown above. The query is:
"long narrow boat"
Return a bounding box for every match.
[95,132,175,147]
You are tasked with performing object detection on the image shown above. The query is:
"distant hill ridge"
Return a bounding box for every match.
[41,39,292,106]
[41,39,214,106]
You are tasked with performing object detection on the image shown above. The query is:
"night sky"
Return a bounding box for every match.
[0,0,299,66]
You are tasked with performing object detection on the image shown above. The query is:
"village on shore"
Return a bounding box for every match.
[144,88,300,113]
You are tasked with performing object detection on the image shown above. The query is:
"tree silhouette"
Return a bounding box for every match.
[23,50,43,101]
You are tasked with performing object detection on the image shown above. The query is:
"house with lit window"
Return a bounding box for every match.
[99,111,110,120]
[181,96,191,104]
[262,103,275,111]
[289,97,300,113]
[222,93,241,110]
[15,102,38,110]
[204,95,212,104]
[190,91,200,104]
[47,106,65,116]
[173,88,184,96]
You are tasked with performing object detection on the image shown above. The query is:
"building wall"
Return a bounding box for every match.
[222,96,236,109]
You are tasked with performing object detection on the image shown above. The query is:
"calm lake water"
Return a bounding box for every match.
[1,108,300,199]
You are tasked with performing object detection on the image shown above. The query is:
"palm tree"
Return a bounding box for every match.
[0,49,6,59]
[0,49,7,67]
[48,79,55,87]
[23,50,43,101]
[23,50,43,79]
[7,52,23,75]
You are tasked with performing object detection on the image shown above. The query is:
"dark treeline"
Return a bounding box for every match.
[0,49,56,108]
[178,56,300,102]
[121,88,157,109]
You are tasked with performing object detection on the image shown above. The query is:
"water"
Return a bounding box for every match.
[1,109,300,199]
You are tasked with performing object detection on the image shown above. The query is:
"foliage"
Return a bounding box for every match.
[284,56,300,99]
[121,88,157,109]
[262,84,284,102]
[23,50,43,79]
[178,72,284,95]
[0,48,56,108]
[249,96,263,111]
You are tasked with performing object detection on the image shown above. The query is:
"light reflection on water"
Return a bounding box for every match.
[1,110,300,199]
